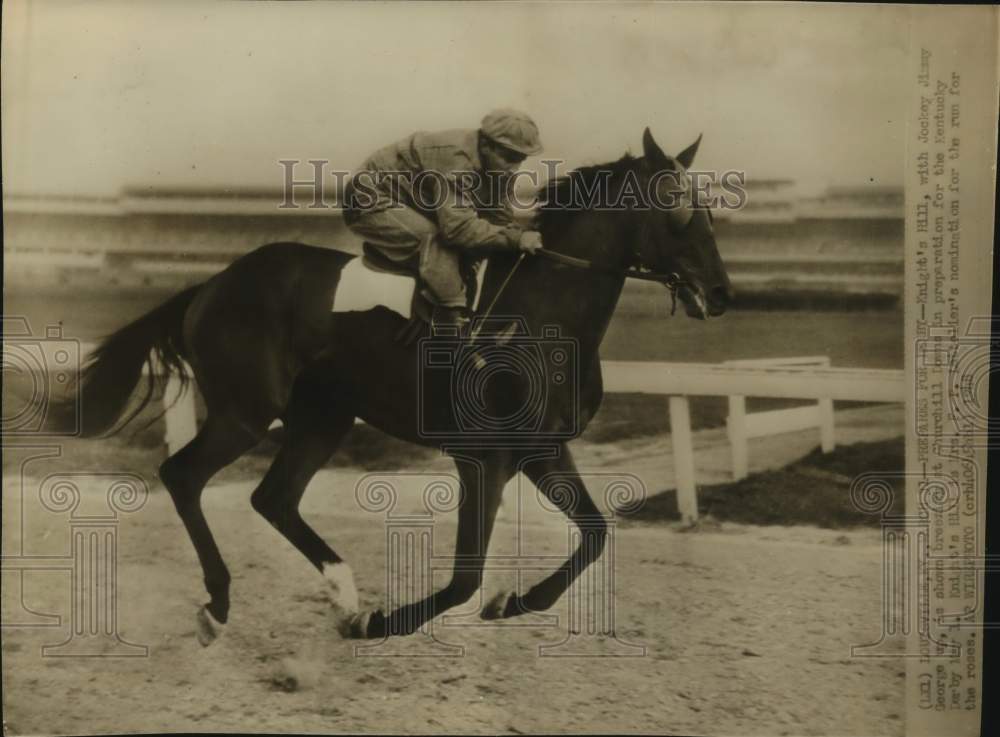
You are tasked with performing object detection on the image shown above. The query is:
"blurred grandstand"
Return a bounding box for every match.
[3,180,902,310]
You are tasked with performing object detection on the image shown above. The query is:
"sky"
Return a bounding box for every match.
[2,1,910,198]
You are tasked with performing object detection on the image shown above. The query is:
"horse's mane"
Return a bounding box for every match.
[535,153,641,233]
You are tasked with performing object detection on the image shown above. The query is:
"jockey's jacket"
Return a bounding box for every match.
[351,129,525,251]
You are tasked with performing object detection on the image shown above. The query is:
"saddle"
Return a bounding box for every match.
[359,243,482,345]
[360,244,434,333]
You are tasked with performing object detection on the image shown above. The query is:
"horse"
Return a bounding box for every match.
[52,128,733,645]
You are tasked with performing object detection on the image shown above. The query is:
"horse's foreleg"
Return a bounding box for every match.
[346,453,513,639]
[481,444,607,620]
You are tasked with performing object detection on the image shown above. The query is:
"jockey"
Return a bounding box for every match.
[342,109,545,332]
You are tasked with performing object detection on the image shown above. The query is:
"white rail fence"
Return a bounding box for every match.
[38,346,904,524]
[723,356,835,481]
[600,360,905,522]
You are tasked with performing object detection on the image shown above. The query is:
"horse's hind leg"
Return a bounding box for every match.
[249,391,359,633]
[160,415,264,646]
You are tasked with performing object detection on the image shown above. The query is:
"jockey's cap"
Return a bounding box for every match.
[480,109,543,156]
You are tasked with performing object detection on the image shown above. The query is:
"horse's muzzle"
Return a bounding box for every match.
[677,284,709,320]
[707,284,732,317]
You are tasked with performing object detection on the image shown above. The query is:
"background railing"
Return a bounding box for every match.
[36,346,904,525]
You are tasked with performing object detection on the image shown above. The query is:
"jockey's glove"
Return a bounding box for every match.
[518,230,543,254]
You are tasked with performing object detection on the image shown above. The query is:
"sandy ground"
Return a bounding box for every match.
[2,406,905,736]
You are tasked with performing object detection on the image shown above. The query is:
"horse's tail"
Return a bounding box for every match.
[49,284,203,438]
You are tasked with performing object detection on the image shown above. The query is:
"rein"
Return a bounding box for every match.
[475,247,687,332]
[534,248,686,315]
[469,253,527,340]
[534,248,685,287]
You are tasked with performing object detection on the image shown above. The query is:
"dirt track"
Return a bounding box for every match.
[3,408,905,736]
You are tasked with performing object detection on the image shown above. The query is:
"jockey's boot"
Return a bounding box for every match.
[431,305,472,337]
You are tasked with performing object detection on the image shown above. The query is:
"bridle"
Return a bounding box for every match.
[471,246,689,338]
[534,247,690,316]
[533,197,706,291]
[474,201,706,331]
[534,248,686,287]
[529,201,713,315]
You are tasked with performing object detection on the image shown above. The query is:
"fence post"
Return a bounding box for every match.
[727,395,749,480]
[668,395,698,524]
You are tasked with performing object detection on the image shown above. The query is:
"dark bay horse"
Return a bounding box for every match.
[54,129,732,645]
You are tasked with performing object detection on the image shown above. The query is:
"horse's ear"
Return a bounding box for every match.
[676,133,703,169]
[642,128,670,166]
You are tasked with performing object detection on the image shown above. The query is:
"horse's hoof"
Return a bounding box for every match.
[340,609,385,639]
[480,590,516,620]
[338,610,369,639]
[196,605,226,647]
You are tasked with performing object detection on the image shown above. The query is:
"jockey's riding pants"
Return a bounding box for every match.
[343,199,467,308]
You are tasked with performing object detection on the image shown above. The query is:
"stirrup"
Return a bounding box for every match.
[431,306,471,337]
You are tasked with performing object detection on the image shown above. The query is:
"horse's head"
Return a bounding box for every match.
[632,128,733,319]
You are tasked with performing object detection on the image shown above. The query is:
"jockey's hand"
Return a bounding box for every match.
[518,230,543,255]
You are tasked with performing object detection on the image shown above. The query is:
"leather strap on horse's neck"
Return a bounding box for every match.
[534,248,684,289]
[471,246,688,340]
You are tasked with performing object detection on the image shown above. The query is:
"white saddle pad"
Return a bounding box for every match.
[331,257,487,319]
[331,257,416,318]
